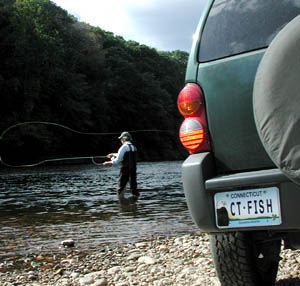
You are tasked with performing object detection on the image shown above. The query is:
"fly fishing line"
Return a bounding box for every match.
[0,121,173,168]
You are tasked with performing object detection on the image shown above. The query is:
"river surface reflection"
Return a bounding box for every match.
[0,161,197,261]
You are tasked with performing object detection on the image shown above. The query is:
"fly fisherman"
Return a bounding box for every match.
[103,132,139,199]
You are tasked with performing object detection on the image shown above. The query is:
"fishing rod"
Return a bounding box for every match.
[0,121,174,168]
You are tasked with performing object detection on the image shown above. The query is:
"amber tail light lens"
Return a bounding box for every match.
[177,83,210,154]
[177,83,201,116]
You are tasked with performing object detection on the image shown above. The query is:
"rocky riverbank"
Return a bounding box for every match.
[1,233,300,286]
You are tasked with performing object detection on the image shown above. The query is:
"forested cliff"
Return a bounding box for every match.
[0,0,189,166]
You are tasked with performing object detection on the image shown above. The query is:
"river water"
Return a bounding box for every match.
[0,161,198,264]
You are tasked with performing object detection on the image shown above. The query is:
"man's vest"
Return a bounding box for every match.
[121,143,137,169]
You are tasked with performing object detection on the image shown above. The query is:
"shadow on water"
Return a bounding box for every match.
[0,161,198,265]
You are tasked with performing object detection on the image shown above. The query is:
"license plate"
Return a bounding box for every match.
[214,187,281,229]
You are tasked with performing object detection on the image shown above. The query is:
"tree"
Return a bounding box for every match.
[0,0,188,166]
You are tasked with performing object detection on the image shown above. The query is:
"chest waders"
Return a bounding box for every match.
[117,144,139,197]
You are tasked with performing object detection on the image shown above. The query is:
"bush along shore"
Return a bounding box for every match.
[1,233,300,286]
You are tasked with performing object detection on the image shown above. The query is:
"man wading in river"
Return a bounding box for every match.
[103,132,139,200]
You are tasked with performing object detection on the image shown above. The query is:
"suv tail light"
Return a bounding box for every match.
[177,83,210,154]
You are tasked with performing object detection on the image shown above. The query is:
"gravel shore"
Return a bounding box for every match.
[1,233,300,286]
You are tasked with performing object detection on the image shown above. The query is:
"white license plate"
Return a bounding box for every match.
[214,187,281,229]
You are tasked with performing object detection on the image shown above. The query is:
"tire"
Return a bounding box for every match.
[210,231,281,286]
[253,15,300,185]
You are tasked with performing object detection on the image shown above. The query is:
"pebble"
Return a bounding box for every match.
[0,233,300,285]
[61,239,75,248]
[138,256,156,265]
[79,275,94,285]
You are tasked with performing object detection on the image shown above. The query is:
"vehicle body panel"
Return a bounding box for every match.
[185,0,213,83]
[198,51,273,173]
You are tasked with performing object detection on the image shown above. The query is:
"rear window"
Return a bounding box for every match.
[199,0,300,62]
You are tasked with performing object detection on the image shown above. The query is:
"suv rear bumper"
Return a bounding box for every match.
[182,152,300,233]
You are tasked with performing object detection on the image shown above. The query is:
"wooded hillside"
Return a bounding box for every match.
[0,0,189,166]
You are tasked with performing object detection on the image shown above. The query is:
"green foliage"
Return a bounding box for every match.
[0,0,189,165]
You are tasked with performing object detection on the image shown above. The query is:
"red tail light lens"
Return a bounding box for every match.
[177,83,210,154]
[177,83,202,116]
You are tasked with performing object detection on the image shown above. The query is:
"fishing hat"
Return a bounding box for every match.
[118,131,132,140]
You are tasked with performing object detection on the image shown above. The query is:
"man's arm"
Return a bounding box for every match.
[102,144,127,166]
[111,144,127,165]
[103,160,113,166]
[106,153,118,159]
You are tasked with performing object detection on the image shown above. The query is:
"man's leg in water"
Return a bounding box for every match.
[130,168,139,197]
[117,167,129,197]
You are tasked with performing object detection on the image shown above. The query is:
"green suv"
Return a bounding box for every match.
[178,0,300,285]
